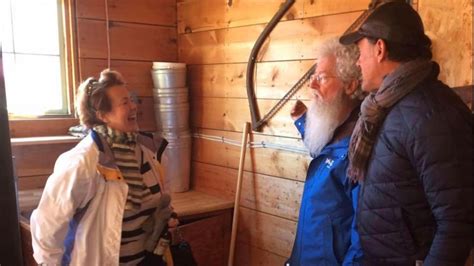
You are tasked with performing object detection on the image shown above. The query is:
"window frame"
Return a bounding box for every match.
[8,0,79,138]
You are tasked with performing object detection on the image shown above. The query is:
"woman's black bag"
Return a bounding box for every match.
[170,228,197,266]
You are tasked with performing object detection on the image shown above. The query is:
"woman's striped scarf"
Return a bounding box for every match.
[94,125,146,210]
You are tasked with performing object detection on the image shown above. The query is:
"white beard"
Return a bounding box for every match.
[304,93,345,157]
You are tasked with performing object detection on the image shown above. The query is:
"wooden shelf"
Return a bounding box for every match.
[11,135,81,146]
[17,189,233,220]
[171,190,234,218]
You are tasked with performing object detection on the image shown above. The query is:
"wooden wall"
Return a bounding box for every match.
[418,0,473,108]
[76,0,178,132]
[177,0,473,264]
[13,140,78,190]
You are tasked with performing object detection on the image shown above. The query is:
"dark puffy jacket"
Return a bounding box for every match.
[357,65,473,266]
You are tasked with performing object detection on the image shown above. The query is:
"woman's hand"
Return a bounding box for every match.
[290,100,307,121]
[168,216,179,229]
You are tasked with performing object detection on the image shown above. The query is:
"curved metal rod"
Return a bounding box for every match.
[246,0,295,132]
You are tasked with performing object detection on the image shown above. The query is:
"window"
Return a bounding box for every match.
[0,0,75,117]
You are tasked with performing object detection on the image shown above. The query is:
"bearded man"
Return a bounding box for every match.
[286,38,365,266]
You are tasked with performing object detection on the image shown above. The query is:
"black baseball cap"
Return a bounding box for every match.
[339,1,431,46]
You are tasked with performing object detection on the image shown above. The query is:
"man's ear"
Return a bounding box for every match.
[375,39,388,63]
[344,79,359,96]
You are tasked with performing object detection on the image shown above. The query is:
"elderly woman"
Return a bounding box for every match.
[30,70,173,265]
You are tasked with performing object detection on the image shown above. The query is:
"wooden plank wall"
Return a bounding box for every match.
[76,0,178,132]
[418,0,473,109]
[177,0,473,264]
[13,141,78,190]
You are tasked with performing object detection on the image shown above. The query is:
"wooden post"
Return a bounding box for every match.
[227,122,250,266]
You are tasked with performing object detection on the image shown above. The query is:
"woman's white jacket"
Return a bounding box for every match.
[30,131,167,265]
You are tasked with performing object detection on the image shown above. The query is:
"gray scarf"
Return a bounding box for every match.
[348,59,434,181]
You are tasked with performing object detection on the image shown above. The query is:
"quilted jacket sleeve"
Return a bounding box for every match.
[408,101,472,265]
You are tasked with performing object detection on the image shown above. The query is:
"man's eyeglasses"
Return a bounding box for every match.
[309,73,336,85]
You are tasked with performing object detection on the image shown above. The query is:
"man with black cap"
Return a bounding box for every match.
[339,1,472,265]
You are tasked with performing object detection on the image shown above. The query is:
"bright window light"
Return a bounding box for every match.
[0,0,68,117]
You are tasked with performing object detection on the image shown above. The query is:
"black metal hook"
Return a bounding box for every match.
[245,0,295,131]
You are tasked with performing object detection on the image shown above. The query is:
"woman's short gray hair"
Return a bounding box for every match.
[315,38,365,100]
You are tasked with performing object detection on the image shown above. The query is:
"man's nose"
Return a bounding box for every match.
[309,78,319,90]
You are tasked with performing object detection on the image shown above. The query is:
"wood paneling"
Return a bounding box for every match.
[12,142,77,177]
[193,162,304,221]
[107,0,176,26]
[188,60,314,99]
[179,12,362,64]
[192,161,236,199]
[177,0,303,34]
[237,207,296,257]
[235,242,287,266]
[191,97,309,137]
[188,63,247,98]
[75,0,105,19]
[193,128,310,181]
[418,0,473,87]
[80,59,154,97]
[109,21,177,61]
[77,19,108,59]
[178,0,371,34]
[179,210,232,266]
[9,118,79,138]
[17,175,49,191]
[77,19,177,61]
[302,0,369,18]
[77,0,176,26]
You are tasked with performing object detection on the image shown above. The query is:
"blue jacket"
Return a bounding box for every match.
[288,113,363,266]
